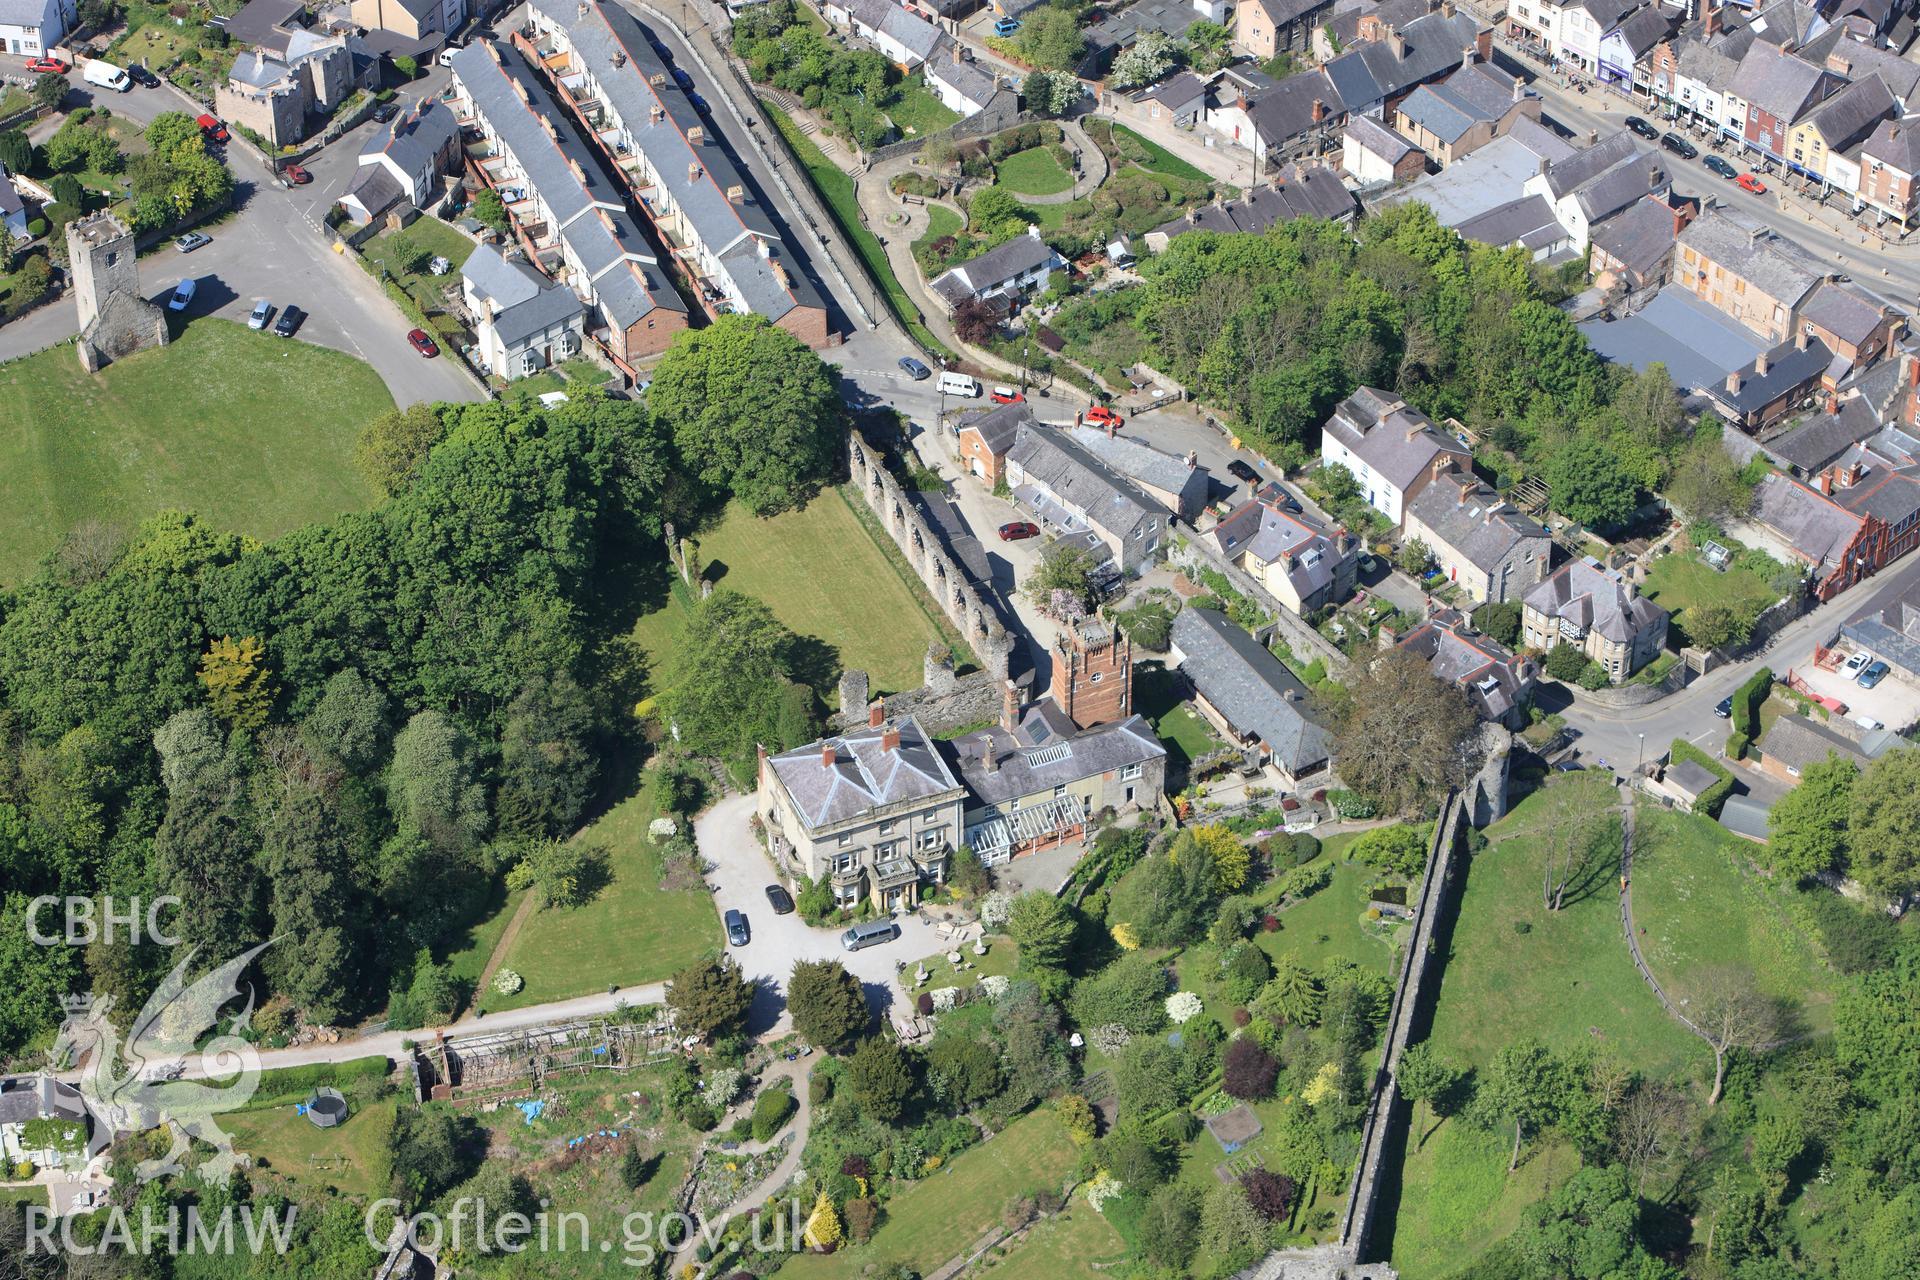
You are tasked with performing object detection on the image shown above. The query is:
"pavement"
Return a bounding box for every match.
[0,68,481,406]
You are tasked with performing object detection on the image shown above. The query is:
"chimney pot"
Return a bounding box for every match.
[1001,679,1021,732]
[1819,469,1834,495]
[869,699,885,728]
[1796,328,1810,351]
[1756,351,1771,377]
[1726,369,1743,393]
[983,737,999,772]
[882,726,901,753]
[821,742,836,767]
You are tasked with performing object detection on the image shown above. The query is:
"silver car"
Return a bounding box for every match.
[248,299,273,330]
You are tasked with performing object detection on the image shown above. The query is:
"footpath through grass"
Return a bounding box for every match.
[484,769,716,1012]
[763,103,951,358]
[0,320,387,582]
[1630,801,1840,1034]
[778,1110,1080,1280]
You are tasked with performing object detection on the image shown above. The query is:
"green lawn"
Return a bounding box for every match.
[629,491,962,693]
[765,103,950,358]
[0,1185,46,1209]
[911,936,1018,992]
[1642,552,1779,638]
[887,77,961,137]
[1135,663,1221,781]
[0,320,386,583]
[484,770,717,1012]
[438,882,524,1000]
[1253,856,1405,978]
[1630,801,1840,1034]
[912,204,964,261]
[1107,123,1212,183]
[220,1098,396,1200]
[1386,776,1710,1278]
[780,1110,1080,1280]
[364,218,477,315]
[985,1197,1127,1280]
[996,147,1075,196]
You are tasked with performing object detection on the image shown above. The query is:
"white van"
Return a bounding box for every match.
[83,59,131,92]
[438,45,461,68]
[938,372,980,398]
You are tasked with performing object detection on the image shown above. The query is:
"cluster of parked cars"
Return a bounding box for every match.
[721,884,902,952]
[1627,116,1769,192]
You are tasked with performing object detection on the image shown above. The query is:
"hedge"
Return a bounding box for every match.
[248,1057,390,1109]
[1732,666,1773,739]
[1668,738,1735,817]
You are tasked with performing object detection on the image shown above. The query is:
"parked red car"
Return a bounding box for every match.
[1084,404,1125,430]
[25,57,69,75]
[990,386,1025,405]
[407,328,440,358]
[195,113,230,143]
[282,162,312,185]
[998,521,1040,542]
[1736,172,1767,194]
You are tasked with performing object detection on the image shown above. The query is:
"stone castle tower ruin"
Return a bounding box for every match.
[70,212,169,373]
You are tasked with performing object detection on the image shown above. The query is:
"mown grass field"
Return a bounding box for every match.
[779,1111,1080,1280]
[1253,853,1405,978]
[995,147,1074,196]
[0,320,386,582]
[221,1098,396,1200]
[982,1197,1126,1280]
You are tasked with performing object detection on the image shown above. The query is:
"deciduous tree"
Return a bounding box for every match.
[1765,756,1856,881]
[657,590,819,785]
[1694,965,1783,1106]
[1330,647,1478,816]
[1846,747,1920,902]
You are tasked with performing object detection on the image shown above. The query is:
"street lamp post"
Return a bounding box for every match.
[1636,733,1645,773]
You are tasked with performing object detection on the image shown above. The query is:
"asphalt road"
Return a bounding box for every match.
[0,62,481,407]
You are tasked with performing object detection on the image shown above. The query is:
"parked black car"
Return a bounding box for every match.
[724,909,750,947]
[1661,132,1699,160]
[1704,154,1739,180]
[1227,459,1261,484]
[272,304,304,338]
[128,64,160,88]
[1624,115,1660,140]
[764,884,795,915]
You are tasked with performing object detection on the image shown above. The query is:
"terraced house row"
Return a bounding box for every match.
[524,0,833,347]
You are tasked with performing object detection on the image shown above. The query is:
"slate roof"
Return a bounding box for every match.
[449,44,684,333]
[1672,29,1753,93]
[1829,443,1920,527]
[1710,336,1833,417]
[1677,210,1824,307]
[1322,0,1431,50]
[930,228,1060,301]
[341,163,404,219]
[1397,83,1487,146]
[1141,70,1206,112]
[0,1076,85,1127]
[1246,0,1333,25]
[1863,117,1920,173]
[767,715,963,832]
[1330,8,1488,107]
[1209,487,1350,602]
[1807,74,1894,149]
[957,402,1031,456]
[1523,556,1667,644]
[1801,279,1888,349]
[1719,793,1772,841]
[463,243,585,348]
[1405,470,1549,575]
[1322,387,1471,493]
[1817,34,1920,105]
[1345,112,1418,164]
[1454,193,1566,251]
[1396,609,1535,723]
[1728,40,1837,121]
[1752,471,1866,571]
[1763,396,1884,473]
[1538,131,1648,201]
[1064,424,1207,503]
[362,98,459,183]
[229,49,293,89]
[1169,608,1333,773]
[1006,422,1166,544]
[1840,572,1920,676]
[850,0,944,61]
[944,704,1166,807]
[1762,713,1870,772]
[1589,196,1681,280]
[1666,758,1719,799]
[927,47,1000,110]
[0,164,20,219]
[540,0,825,324]
[1241,66,1349,148]
[216,0,303,53]
[1150,165,1355,240]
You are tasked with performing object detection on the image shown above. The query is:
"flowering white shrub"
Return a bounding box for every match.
[979,975,1011,1001]
[1090,1023,1132,1055]
[980,891,1013,928]
[1166,991,1203,1024]
[1086,1169,1124,1213]
[931,986,960,1012]
[492,968,524,996]
[701,1067,743,1108]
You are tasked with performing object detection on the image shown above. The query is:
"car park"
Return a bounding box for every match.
[1227,459,1261,484]
[724,909,750,946]
[1660,132,1698,159]
[407,328,440,357]
[26,56,69,74]
[174,232,211,253]
[999,521,1040,541]
[1085,405,1124,429]
[168,278,196,311]
[764,884,794,914]
[1859,660,1890,689]
[248,299,273,330]
[1737,173,1767,194]
[1624,116,1659,140]
[272,304,304,337]
[898,356,931,380]
[1704,155,1738,180]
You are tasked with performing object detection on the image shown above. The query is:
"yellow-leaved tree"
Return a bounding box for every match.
[198,636,275,732]
[1174,823,1252,892]
[802,1189,843,1251]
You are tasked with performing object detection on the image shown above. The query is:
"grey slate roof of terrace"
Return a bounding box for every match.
[1864,117,1920,172]
[944,707,1166,807]
[1589,196,1680,279]
[1006,423,1166,544]
[542,0,824,322]
[1800,279,1889,349]
[450,44,683,330]
[1323,387,1471,492]
[1677,210,1824,307]
[1406,472,1548,573]
[1169,608,1331,773]
[361,98,460,179]
[767,716,962,831]
[1808,74,1894,150]
[1752,472,1864,571]
[1763,397,1883,473]
[1454,194,1563,250]
[1063,423,1205,496]
[1728,40,1835,121]
[1345,113,1417,163]
[462,243,585,347]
